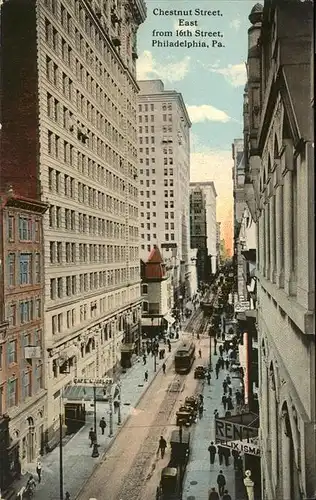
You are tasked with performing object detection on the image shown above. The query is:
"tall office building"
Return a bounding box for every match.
[189,181,217,276]
[1,0,146,446]
[137,80,191,304]
[189,185,208,284]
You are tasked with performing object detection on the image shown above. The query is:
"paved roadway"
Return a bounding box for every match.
[77,315,207,500]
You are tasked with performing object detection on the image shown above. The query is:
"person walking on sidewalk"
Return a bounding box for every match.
[99,417,107,435]
[198,348,202,358]
[144,370,148,382]
[208,442,217,465]
[158,436,167,458]
[225,358,230,371]
[222,490,232,500]
[223,447,231,466]
[222,380,228,394]
[207,371,211,385]
[162,362,166,374]
[218,444,224,466]
[143,354,147,365]
[219,344,223,357]
[221,394,227,410]
[214,337,217,355]
[65,492,71,500]
[217,470,226,497]
[36,461,42,483]
[88,427,96,447]
[215,362,220,379]
[208,487,220,500]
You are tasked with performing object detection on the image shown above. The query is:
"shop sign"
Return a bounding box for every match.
[24,346,41,359]
[217,438,260,456]
[73,377,112,387]
[215,418,258,442]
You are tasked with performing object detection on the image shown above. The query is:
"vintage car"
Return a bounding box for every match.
[194,365,207,379]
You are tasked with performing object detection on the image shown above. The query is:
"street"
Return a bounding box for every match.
[77,326,206,499]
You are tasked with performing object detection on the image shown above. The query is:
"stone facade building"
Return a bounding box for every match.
[244,2,315,499]
[189,181,217,276]
[137,79,191,305]
[0,193,48,479]
[189,185,208,284]
[1,0,146,446]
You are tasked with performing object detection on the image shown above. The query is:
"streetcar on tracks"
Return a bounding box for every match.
[174,342,195,374]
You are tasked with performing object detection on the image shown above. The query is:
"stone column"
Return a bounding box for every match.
[263,207,268,277]
[275,183,284,288]
[269,195,276,283]
[283,170,293,295]
[269,385,278,492]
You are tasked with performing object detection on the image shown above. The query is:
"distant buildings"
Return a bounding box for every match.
[190,181,218,279]
[1,0,146,457]
[244,2,315,499]
[137,80,191,305]
[189,185,208,284]
[216,222,221,269]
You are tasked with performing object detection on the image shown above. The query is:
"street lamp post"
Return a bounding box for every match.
[108,393,113,437]
[117,383,121,425]
[59,413,64,500]
[91,385,99,458]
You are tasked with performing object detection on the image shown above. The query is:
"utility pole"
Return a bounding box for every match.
[91,385,99,458]
[108,392,113,437]
[59,413,64,500]
[117,383,121,425]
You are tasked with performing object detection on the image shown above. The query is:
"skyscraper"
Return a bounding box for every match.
[1,0,146,446]
[137,79,191,304]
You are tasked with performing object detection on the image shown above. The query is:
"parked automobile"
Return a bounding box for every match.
[194,365,207,379]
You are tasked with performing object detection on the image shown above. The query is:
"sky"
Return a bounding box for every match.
[136,0,253,254]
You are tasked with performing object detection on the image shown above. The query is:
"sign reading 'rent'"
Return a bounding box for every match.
[215,419,258,442]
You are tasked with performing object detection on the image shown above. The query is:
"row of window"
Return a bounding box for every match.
[138,103,155,112]
[49,241,138,265]
[48,205,139,240]
[51,285,139,335]
[48,168,138,216]
[7,253,41,287]
[50,267,138,301]
[3,366,43,409]
[141,233,175,242]
[7,299,42,328]
[7,215,41,243]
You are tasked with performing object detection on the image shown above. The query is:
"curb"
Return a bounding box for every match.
[74,341,178,499]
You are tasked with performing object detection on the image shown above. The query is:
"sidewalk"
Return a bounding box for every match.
[182,331,247,500]
[8,337,181,500]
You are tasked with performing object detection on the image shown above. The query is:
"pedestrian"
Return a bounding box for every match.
[232,449,239,470]
[208,487,220,500]
[220,357,225,369]
[218,445,224,465]
[217,470,226,497]
[143,354,147,365]
[215,363,220,379]
[214,337,217,354]
[214,409,219,419]
[208,442,217,465]
[36,461,42,483]
[158,435,167,458]
[227,396,234,411]
[144,370,148,382]
[222,380,228,393]
[219,345,223,357]
[168,343,171,352]
[207,371,211,385]
[222,489,232,500]
[88,427,96,447]
[226,375,231,384]
[221,332,225,341]
[225,358,230,370]
[65,492,70,500]
[228,386,232,397]
[224,447,231,466]
[99,417,107,435]
[221,394,227,410]
[162,362,166,374]
[198,348,202,358]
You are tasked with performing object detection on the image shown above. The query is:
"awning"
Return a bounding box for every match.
[63,385,107,403]
[121,343,135,352]
[141,317,162,327]
[164,313,176,325]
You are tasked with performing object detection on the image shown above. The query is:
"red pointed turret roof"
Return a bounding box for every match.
[145,245,166,279]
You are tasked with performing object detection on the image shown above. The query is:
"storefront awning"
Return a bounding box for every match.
[164,313,176,325]
[121,343,134,352]
[141,317,162,327]
[63,385,107,403]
